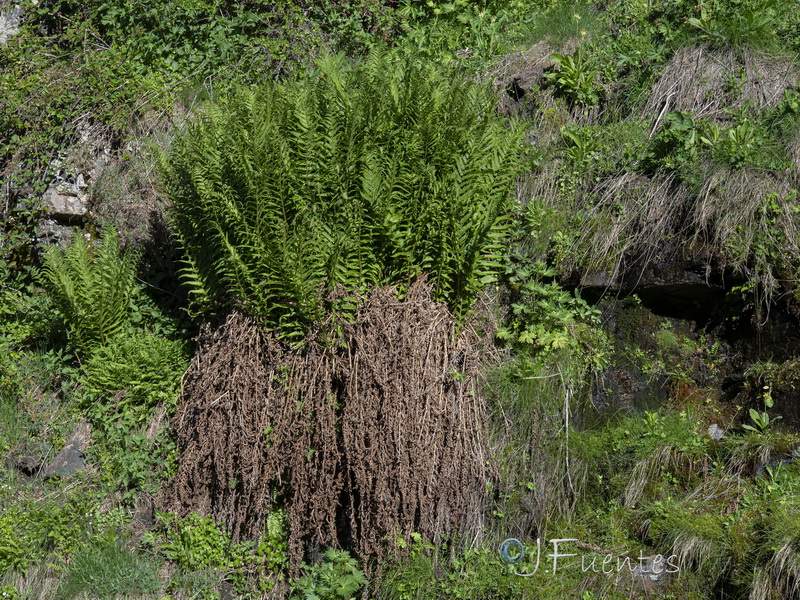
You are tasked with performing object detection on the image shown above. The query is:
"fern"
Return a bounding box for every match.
[80,332,188,421]
[163,51,525,340]
[39,225,137,355]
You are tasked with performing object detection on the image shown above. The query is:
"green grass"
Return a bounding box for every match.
[525,0,603,47]
[58,534,162,600]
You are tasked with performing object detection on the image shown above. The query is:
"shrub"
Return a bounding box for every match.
[163,50,525,341]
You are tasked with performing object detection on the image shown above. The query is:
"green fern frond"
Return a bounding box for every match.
[39,225,137,355]
[163,50,526,342]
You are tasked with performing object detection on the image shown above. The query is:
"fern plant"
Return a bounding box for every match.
[39,225,136,355]
[163,51,525,341]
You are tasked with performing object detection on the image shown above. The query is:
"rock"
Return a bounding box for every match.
[42,180,88,222]
[632,554,671,585]
[0,4,23,46]
[494,40,561,115]
[708,423,725,440]
[218,582,237,600]
[13,454,43,477]
[580,270,618,289]
[37,217,79,249]
[593,364,667,416]
[580,251,730,322]
[41,421,92,479]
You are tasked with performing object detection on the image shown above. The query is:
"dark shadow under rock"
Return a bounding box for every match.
[41,421,91,479]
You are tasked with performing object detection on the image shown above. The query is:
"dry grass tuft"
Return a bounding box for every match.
[572,172,690,279]
[691,166,800,311]
[5,564,63,600]
[787,131,800,184]
[489,39,559,119]
[158,278,495,572]
[624,444,705,508]
[765,540,800,600]
[723,432,798,477]
[644,46,798,123]
[670,528,731,579]
[516,158,564,206]
[692,167,796,247]
[557,162,800,313]
[742,52,800,110]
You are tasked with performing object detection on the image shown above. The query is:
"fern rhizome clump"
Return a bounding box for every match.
[160,280,496,573]
[159,52,522,573]
[163,51,526,341]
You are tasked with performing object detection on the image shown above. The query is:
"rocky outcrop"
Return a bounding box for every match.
[41,174,90,222]
[579,253,732,322]
[0,3,23,46]
[41,421,92,479]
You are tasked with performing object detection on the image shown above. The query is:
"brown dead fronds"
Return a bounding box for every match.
[159,279,494,572]
[339,280,493,561]
[159,309,342,569]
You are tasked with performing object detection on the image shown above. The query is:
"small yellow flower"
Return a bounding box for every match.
[580,29,587,37]
[573,13,582,21]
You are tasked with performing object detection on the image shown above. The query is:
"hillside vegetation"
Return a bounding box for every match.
[2,0,800,599]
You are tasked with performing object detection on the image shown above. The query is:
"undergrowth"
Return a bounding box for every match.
[2,0,800,598]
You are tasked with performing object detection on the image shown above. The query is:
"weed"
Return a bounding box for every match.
[146,510,286,595]
[644,111,701,172]
[742,409,781,434]
[544,47,602,107]
[291,549,366,600]
[0,493,94,577]
[147,512,235,572]
[498,254,609,370]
